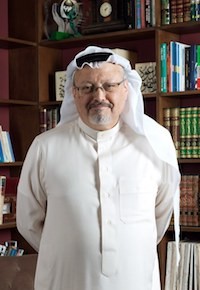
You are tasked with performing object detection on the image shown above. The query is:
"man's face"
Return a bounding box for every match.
[72,63,128,130]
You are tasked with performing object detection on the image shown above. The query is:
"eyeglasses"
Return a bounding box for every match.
[74,79,126,96]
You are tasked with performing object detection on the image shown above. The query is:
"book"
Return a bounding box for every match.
[3,177,18,224]
[196,44,200,89]
[135,62,157,93]
[0,240,24,256]
[0,176,6,225]
[161,0,170,24]
[160,42,168,92]
[0,126,15,162]
[0,140,4,163]
[189,44,197,90]
[112,48,137,68]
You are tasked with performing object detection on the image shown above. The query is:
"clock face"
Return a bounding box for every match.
[99,2,112,18]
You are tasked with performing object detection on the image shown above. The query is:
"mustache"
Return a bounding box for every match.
[87,101,113,110]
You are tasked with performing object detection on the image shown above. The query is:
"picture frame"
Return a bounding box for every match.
[55,70,66,101]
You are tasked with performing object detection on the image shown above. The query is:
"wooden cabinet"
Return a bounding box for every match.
[1,0,200,287]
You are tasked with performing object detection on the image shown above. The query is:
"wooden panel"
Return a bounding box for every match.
[8,0,37,42]
[9,47,38,101]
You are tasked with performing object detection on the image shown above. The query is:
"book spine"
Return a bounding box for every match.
[198,107,200,158]
[160,42,168,92]
[163,107,171,132]
[176,0,184,22]
[40,108,47,133]
[196,44,200,89]
[0,176,6,225]
[0,141,4,162]
[171,0,177,23]
[161,0,171,24]
[180,107,187,158]
[191,107,199,158]
[170,107,180,158]
[140,0,146,28]
[191,0,196,20]
[170,41,177,92]
[125,0,135,29]
[5,132,15,162]
[189,44,197,90]
[185,46,191,90]
[185,107,193,158]
[135,0,142,28]
[183,0,191,21]
[145,0,152,26]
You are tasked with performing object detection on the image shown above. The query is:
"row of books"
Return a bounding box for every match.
[125,0,155,29]
[40,107,60,133]
[160,41,200,92]
[163,106,200,158]
[0,241,24,256]
[0,176,18,225]
[165,240,200,290]
[180,174,200,226]
[0,125,15,163]
[161,0,200,24]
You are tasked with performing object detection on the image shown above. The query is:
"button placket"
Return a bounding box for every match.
[97,141,118,276]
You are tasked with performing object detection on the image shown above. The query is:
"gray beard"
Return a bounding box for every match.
[89,111,111,126]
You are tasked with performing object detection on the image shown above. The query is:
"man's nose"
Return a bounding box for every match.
[92,86,106,99]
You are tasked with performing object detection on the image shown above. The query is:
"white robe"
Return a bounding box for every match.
[17,118,177,290]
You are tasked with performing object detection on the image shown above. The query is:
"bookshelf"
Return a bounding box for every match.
[0,0,200,288]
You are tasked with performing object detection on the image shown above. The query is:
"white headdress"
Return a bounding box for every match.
[59,45,180,262]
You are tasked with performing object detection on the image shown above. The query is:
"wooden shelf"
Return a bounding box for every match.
[0,162,23,167]
[160,21,200,34]
[0,37,36,49]
[0,99,37,106]
[39,27,156,49]
[0,222,16,230]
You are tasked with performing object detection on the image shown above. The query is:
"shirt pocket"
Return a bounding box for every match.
[119,177,158,223]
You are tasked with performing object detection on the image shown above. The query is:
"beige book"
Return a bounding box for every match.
[111,48,137,68]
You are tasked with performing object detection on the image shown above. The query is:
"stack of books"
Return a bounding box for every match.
[0,125,15,162]
[165,241,200,290]
[0,240,24,256]
[160,41,200,92]
[180,175,200,226]
[163,106,200,158]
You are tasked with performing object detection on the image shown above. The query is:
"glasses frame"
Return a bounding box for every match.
[74,79,126,96]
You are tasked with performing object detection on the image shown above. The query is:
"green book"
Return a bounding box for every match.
[160,42,167,92]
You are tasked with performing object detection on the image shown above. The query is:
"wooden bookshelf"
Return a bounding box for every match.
[0,0,200,288]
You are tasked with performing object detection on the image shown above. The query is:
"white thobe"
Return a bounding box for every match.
[17,118,176,290]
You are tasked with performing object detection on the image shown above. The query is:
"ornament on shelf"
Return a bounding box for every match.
[44,0,82,40]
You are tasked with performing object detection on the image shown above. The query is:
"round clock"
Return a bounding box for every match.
[99,2,112,18]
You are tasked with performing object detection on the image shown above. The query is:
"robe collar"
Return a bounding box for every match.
[78,117,121,142]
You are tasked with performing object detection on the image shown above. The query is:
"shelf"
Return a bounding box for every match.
[39,101,62,107]
[160,90,200,97]
[160,21,200,34]
[0,222,16,230]
[0,162,23,167]
[179,158,200,164]
[0,37,36,49]
[0,99,37,106]
[169,225,200,233]
[39,27,156,49]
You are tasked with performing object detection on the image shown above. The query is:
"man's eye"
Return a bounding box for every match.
[104,83,116,90]
[82,85,92,92]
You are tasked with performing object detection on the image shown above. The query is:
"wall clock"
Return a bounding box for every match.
[81,0,126,34]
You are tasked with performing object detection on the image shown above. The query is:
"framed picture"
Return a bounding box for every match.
[55,70,66,101]
[135,62,157,93]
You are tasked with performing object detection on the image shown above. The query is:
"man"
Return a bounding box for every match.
[17,46,180,290]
